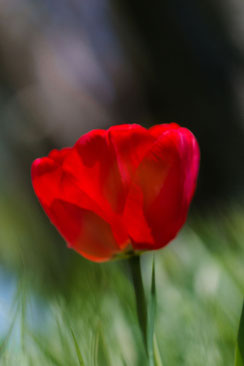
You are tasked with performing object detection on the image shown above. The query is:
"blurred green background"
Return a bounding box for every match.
[0,0,244,365]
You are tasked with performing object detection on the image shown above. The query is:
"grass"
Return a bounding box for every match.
[0,189,243,365]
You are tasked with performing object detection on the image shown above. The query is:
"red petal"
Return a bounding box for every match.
[32,155,64,207]
[149,122,180,137]
[63,129,126,215]
[31,138,129,259]
[48,147,72,164]
[108,124,155,186]
[124,127,200,250]
[45,200,121,262]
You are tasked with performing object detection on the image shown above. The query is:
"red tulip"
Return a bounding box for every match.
[31,123,200,262]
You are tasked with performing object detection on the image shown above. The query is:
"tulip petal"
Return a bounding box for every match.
[46,200,121,262]
[108,124,155,187]
[62,129,126,215]
[32,144,129,258]
[149,122,180,138]
[31,150,68,207]
[124,126,200,250]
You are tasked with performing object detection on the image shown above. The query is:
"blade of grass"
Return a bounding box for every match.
[97,326,111,366]
[153,336,164,366]
[235,300,244,366]
[235,345,244,366]
[56,317,73,365]
[90,329,99,366]
[20,279,27,354]
[30,332,64,366]
[70,328,85,366]
[0,305,19,358]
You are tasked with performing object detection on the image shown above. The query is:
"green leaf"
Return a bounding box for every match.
[235,301,244,366]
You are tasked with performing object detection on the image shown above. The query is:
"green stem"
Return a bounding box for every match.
[128,255,148,356]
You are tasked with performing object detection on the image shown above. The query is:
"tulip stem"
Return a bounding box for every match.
[128,255,148,358]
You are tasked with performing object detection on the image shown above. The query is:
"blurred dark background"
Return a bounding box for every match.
[1,0,244,206]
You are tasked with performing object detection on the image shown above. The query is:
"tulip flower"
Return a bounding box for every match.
[31,123,200,262]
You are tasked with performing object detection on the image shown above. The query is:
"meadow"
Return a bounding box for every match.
[0,188,243,365]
